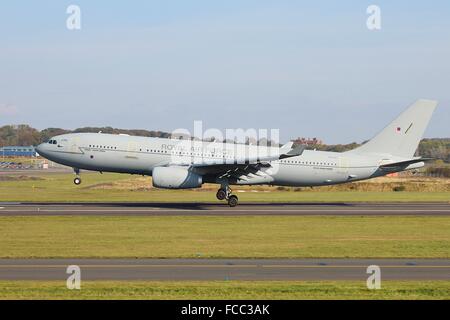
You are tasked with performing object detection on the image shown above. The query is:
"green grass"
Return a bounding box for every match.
[1,216,449,258]
[0,172,448,202]
[0,157,39,166]
[0,280,449,300]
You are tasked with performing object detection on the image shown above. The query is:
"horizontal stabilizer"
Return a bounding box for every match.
[379,158,432,169]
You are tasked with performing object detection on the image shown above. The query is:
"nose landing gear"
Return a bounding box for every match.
[216,186,239,207]
[73,168,81,185]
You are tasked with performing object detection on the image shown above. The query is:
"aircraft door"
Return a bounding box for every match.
[126,142,140,161]
[127,142,138,153]
[69,137,82,154]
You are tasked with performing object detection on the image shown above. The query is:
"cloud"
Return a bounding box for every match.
[0,104,18,116]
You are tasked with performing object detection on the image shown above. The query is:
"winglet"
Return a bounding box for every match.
[280,141,294,153]
[279,145,306,159]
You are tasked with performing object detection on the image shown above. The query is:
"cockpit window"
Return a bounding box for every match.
[48,140,57,144]
[53,140,57,144]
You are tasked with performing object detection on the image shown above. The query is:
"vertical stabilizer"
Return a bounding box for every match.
[350,99,437,158]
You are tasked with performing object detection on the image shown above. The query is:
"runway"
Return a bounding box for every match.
[0,259,448,281]
[0,202,449,216]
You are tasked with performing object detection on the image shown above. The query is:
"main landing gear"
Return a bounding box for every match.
[216,186,238,207]
[216,189,226,200]
[73,168,82,185]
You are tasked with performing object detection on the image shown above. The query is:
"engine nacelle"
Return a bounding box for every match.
[152,166,202,189]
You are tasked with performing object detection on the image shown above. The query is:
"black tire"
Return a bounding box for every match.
[74,177,81,185]
[228,195,238,207]
[216,189,227,201]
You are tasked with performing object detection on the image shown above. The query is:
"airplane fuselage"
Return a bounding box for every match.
[36,132,417,187]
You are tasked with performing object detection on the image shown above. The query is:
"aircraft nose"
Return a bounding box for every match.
[35,143,45,156]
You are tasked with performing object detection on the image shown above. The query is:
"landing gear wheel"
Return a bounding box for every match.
[74,177,82,185]
[216,189,227,201]
[228,195,238,207]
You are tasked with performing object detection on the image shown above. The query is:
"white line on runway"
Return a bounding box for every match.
[0,264,449,268]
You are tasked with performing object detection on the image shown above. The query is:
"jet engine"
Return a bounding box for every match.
[152,166,202,189]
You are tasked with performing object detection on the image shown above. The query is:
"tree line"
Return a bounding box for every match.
[0,125,171,147]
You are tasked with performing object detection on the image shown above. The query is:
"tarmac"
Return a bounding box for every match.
[0,258,449,280]
[0,202,449,216]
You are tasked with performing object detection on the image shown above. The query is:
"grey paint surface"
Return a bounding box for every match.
[0,259,449,281]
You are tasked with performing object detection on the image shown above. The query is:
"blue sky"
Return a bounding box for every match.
[0,1,449,143]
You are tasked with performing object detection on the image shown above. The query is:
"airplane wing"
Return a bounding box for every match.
[160,143,306,182]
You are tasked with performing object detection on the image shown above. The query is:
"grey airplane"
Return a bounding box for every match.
[36,99,437,207]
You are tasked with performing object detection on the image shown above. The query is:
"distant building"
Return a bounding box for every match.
[292,137,323,146]
[0,146,36,157]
